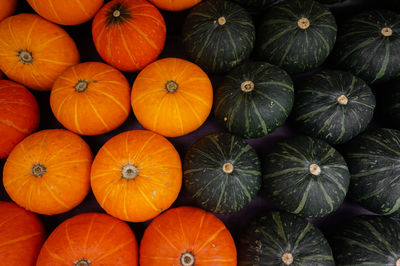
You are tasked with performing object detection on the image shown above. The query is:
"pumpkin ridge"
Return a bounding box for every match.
[123,19,159,50]
[72,0,91,18]
[117,25,140,69]
[136,182,162,213]
[94,238,134,261]
[0,231,43,248]
[196,226,226,253]
[89,87,129,115]
[152,223,181,252]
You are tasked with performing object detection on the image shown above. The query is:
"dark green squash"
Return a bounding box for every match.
[263,135,350,218]
[183,132,261,214]
[255,0,337,74]
[214,61,294,139]
[293,70,375,144]
[238,211,335,266]
[182,0,255,74]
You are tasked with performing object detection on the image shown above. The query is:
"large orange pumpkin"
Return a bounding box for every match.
[3,129,93,215]
[36,212,138,266]
[131,57,213,137]
[0,0,17,22]
[90,130,182,222]
[50,62,131,136]
[92,0,166,72]
[0,13,80,91]
[140,206,237,266]
[26,0,104,25]
[0,201,45,266]
[0,80,40,159]
[149,0,201,11]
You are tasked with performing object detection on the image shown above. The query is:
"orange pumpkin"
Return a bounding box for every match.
[92,0,166,72]
[140,206,237,266]
[0,201,45,266]
[36,212,138,266]
[3,129,93,215]
[0,14,80,91]
[149,0,201,11]
[26,0,104,25]
[131,57,213,137]
[0,80,40,159]
[50,62,131,136]
[0,0,17,22]
[90,130,182,222]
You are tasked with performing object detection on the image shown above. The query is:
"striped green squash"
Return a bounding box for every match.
[255,0,337,74]
[183,132,261,214]
[263,135,350,218]
[238,211,335,266]
[214,61,294,139]
[293,70,376,144]
[182,0,255,74]
[329,215,400,265]
[332,10,400,84]
[344,128,400,217]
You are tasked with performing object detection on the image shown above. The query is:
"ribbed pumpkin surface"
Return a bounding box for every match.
[0,0,17,21]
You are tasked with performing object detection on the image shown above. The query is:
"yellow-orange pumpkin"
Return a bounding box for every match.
[0,0,17,22]
[149,0,202,11]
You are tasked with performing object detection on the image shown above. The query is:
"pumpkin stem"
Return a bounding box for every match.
[297,17,310,30]
[74,80,89,92]
[381,27,393,37]
[337,94,348,105]
[218,17,226,26]
[165,80,178,93]
[31,163,46,177]
[74,258,91,266]
[113,10,121,18]
[18,50,33,64]
[309,163,321,176]
[222,162,234,174]
[281,252,294,265]
[121,164,139,180]
[106,2,131,26]
[241,80,255,92]
[396,258,400,266]
[180,251,195,266]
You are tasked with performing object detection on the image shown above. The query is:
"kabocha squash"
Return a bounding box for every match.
[92,0,166,72]
[256,0,337,74]
[0,80,40,159]
[36,213,138,266]
[293,70,376,144]
[131,57,213,138]
[90,130,182,222]
[0,0,17,22]
[50,62,131,136]
[183,132,261,214]
[0,201,45,266]
[3,129,93,215]
[182,0,255,74]
[263,135,350,218]
[238,211,334,266]
[149,0,202,11]
[214,61,294,139]
[140,206,237,266]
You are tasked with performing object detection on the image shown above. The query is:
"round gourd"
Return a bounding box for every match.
[0,80,40,159]
[140,206,237,266]
[0,0,17,22]
[331,10,400,84]
[256,0,337,74]
[50,62,131,136]
[92,0,166,72]
[90,130,182,222]
[183,132,261,214]
[3,129,93,215]
[149,0,202,11]
[263,135,350,218]
[214,61,294,139]
[36,212,138,266]
[182,0,255,74]
[238,211,334,266]
[293,70,376,144]
[131,57,213,138]
[0,13,80,91]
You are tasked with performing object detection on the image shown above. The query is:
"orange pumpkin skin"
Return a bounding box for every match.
[3,129,93,215]
[149,0,201,11]
[50,62,131,136]
[0,0,17,22]
[0,80,40,159]
[36,212,138,266]
[26,0,104,26]
[92,0,166,72]
[131,57,213,137]
[0,201,45,266]
[140,206,237,266]
[0,14,80,91]
[91,130,182,222]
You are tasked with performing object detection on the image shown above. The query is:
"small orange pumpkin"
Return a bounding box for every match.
[3,129,93,215]
[0,0,17,22]
[0,13,80,91]
[90,129,182,222]
[149,0,202,11]
[50,62,131,136]
[140,206,237,266]
[131,57,213,137]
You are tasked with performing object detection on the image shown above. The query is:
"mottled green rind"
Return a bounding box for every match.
[293,70,375,144]
[344,128,400,217]
[380,79,400,129]
[238,211,335,266]
[332,10,400,84]
[183,132,261,213]
[214,62,294,139]
[182,0,255,74]
[255,0,337,74]
[329,215,400,265]
[263,136,350,218]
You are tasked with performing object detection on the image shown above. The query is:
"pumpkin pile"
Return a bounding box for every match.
[0,0,400,265]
